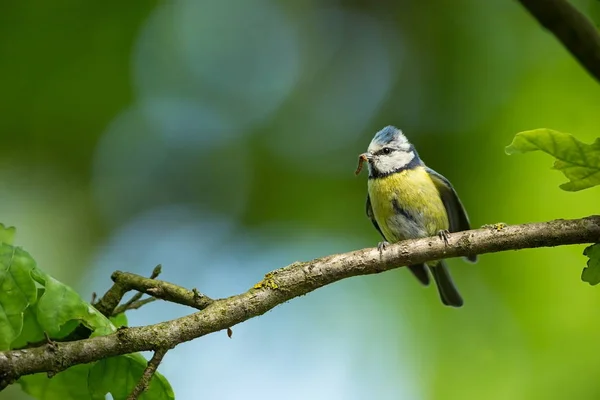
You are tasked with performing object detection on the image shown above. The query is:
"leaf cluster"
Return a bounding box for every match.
[0,224,174,400]
[506,129,600,285]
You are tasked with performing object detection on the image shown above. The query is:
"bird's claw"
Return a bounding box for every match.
[377,241,390,254]
[437,230,450,246]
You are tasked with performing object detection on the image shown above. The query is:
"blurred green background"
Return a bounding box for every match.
[2,0,600,399]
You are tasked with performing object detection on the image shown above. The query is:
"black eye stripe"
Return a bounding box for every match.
[378,147,394,155]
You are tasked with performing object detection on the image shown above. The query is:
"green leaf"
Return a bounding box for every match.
[89,354,175,400]
[0,240,114,346]
[0,245,39,350]
[30,269,114,338]
[0,239,174,399]
[505,129,600,191]
[0,223,16,245]
[10,305,45,349]
[20,354,174,400]
[582,244,600,285]
[110,312,128,328]
[19,365,94,400]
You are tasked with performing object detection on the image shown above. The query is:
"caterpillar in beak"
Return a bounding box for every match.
[355,153,368,175]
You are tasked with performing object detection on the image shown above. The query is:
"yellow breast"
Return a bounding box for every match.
[367,167,448,242]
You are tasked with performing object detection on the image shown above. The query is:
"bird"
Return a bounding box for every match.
[356,126,476,307]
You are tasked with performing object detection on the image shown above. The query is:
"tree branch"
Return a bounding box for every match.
[110,272,214,311]
[1,216,599,387]
[94,265,162,317]
[518,0,600,83]
[93,281,128,318]
[113,297,157,316]
[127,348,169,400]
[93,264,214,319]
[112,266,163,316]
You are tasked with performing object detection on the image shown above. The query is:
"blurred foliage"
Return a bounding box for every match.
[2,0,600,399]
[0,223,16,245]
[588,0,600,26]
[506,129,600,191]
[582,244,600,285]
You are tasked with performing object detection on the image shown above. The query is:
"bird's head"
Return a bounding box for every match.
[358,126,421,178]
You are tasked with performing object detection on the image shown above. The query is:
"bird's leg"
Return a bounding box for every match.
[377,241,390,255]
[437,230,450,246]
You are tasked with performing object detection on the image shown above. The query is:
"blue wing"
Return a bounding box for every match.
[366,195,431,285]
[425,167,477,263]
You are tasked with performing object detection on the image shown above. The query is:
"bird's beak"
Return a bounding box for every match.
[355,153,372,175]
[359,153,372,162]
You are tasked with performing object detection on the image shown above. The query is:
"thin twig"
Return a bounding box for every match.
[94,265,163,318]
[114,292,143,315]
[1,216,599,386]
[111,265,163,316]
[92,282,128,318]
[126,348,169,400]
[110,272,214,311]
[518,0,600,83]
[113,297,157,316]
[150,265,163,279]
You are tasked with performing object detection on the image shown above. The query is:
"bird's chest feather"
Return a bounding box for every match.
[367,168,448,241]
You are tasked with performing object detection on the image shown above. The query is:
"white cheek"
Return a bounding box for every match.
[375,152,415,173]
[375,157,398,173]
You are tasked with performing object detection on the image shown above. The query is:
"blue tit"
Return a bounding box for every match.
[357,126,477,307]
